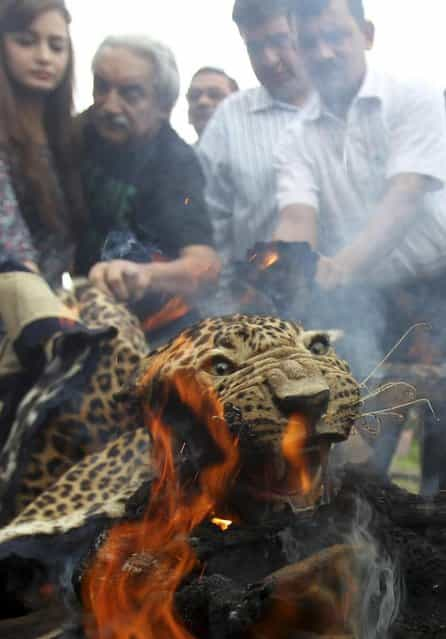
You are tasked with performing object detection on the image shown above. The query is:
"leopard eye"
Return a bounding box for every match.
[308,335,330,356]
[206,356,237,376]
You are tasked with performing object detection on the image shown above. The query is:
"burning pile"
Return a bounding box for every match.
[80,333,371,638]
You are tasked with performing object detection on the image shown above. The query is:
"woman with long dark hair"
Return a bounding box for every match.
[0,0,85,285]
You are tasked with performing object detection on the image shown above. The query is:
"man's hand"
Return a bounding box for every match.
[89,260,153,302]
[89,246,220,303]
[316,255,354,290]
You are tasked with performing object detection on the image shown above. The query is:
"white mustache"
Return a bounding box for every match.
[100,114,131,130]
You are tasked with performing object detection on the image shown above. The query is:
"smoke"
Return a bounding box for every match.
[277,496,400,639]
[349,497,400,639]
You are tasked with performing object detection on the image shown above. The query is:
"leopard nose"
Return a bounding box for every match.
[267,370,330,422]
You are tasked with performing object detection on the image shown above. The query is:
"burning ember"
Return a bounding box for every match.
[233,241,319,320]
[211,517,233,532]
[249,249,280,271]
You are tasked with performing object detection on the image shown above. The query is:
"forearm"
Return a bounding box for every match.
[336,175,426,275]
[148,246,221,297]
[273,205,318,248]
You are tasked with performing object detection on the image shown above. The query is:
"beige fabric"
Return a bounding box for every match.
[0,272,77,343]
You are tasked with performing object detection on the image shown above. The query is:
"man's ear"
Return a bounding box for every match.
[362,20,375,51]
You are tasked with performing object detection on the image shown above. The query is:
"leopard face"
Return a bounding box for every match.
[134,315,361,506]
[137,314,360,442]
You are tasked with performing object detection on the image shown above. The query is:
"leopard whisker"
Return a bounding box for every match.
[361,410,405,423]
[360,398,437,420]
[358,381,417,405]
[360,322,431,387]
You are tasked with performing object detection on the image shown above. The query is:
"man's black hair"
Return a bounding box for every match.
[191,67,239,93]
[232,0,293,28]
[294,0,365,25]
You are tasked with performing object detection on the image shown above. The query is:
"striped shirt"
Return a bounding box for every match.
[275,68,446,286]
[198,86,316,290]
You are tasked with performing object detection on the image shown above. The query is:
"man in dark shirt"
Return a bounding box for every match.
[77,34,220,304]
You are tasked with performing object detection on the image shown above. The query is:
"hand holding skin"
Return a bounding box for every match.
[89,247,221,303]
[315,255,354,291]
[88,260,154,302]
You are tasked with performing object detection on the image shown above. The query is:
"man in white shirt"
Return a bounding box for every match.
[274,0,446,491]
[199,0,315,302]
[275,0,446,288]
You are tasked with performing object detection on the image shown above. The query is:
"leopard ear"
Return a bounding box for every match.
[304,329,344,345]
[325,329,344,344]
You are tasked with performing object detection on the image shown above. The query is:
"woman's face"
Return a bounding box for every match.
[3,9,70,93]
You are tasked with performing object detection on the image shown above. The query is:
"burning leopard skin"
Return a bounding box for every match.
[0,314,361,544]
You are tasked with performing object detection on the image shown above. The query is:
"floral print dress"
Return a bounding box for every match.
[0,149,74,288]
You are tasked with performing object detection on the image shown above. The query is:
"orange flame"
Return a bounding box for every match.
[142,296,191,333]
[83,365,239,639]
[260,250,279,270]
[281,414,312,496]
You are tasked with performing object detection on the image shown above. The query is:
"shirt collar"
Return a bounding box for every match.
[309,66,383,121]
[249,85,313,114]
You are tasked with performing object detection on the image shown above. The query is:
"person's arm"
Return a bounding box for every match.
[0,152,39,270]
[89,246,220,302]
[273,122,320,247]
[89,137,221,302]
[273,203,318,247]
[320,83,446,289]
[324,174,429,285]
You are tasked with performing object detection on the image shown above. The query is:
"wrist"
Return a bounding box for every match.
[142,261,163,292]
[335,248,364,281]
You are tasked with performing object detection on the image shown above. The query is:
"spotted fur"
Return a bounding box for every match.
[0,280,148,520]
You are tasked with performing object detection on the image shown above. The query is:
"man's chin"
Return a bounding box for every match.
[267,80,300,103]
[314,72,359,109]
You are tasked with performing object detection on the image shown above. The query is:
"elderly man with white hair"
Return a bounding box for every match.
[76,34,220,305]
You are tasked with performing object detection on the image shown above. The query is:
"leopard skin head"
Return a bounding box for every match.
[132,314,361,507]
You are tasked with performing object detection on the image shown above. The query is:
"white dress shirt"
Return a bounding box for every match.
[275,68,446,286]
